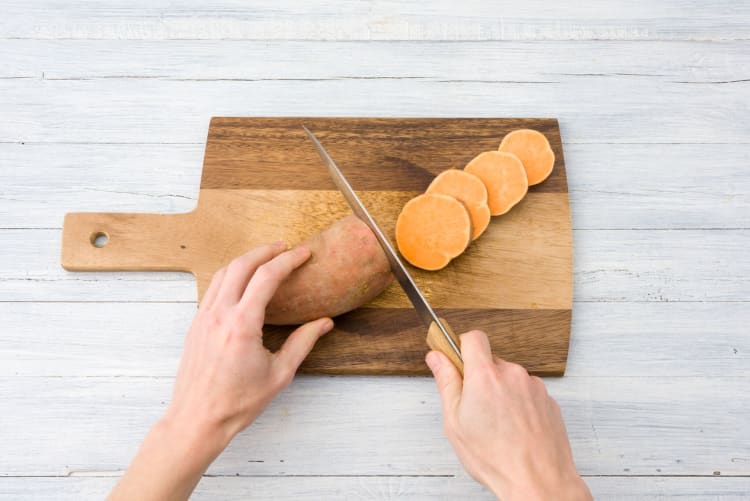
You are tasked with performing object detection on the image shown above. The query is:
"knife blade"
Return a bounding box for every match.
[302,125,464,374]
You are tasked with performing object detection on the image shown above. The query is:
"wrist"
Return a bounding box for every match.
[489,470,591,501]
[153,409,229,473]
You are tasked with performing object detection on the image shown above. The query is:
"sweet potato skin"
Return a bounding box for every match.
[265,215,393,325]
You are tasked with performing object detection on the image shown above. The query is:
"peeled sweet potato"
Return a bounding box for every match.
[498,129,555,186]
[426,169,491,241]
[465,151,528,216]
[395,193,472,271]
[265,215,392,325]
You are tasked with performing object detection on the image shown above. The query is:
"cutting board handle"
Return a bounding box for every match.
[61,212,196,272]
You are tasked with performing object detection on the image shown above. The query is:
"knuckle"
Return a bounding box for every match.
[254,264,280,284]
[461,329,486,343]
[203,311,223,330]
[229,254,247,270]
[437,375,455,393]
[226,260,247,278]
[504,362,528,380]
[475,358,499,376]
[231,309,250,327]
[236,304,262,323]
[211,266,227,283]
[530,376,548,395]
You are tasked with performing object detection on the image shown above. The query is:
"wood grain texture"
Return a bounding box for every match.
[2,476,750,501]
[202,117,568,192]
[264,309,571,376]
[1,302,747,378]
[2,78,748,144]
[5,40,750,82]
[4,1,750,40]
[8,228,750,303]
[61,117,572,375]
[3,142,749,231]
[1,375,747,476]
[4,1,750,498]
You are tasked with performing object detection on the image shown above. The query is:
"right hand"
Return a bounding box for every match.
[425,330,592,501]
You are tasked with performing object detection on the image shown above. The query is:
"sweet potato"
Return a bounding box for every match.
[464,151,528,216]
[426,169,491,241]
[395,193,472,271]
[265,215,392,325]
[498,129,555,185]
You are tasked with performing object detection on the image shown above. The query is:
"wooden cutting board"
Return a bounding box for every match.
[61,117,572,376]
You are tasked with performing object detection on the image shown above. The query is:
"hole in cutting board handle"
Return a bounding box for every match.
[90,232,109,248]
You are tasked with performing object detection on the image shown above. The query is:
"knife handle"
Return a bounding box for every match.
[426,318,464,377]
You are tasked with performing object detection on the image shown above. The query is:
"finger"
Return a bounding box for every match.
[425,350,463,417]
[459,330,494,370]
[200,266,227,310]
[217,241,287,304]
[547,397,575,457]
[241,245,312,313]
[273,317,334,381]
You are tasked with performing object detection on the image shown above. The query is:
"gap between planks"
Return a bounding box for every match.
[1,473,747,478]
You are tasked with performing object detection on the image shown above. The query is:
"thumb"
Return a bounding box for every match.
[274,317,334,375]
[426,350,462,418]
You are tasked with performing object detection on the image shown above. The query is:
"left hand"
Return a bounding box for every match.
[167,241,334,450]
[108,241,334,501]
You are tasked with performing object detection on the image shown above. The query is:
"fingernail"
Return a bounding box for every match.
[425,351,441,372]
[320,318,334,333]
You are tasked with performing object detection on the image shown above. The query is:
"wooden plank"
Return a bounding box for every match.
[2,302,746,378]
[574,229,750,302]
[3,40,750,82]
[566,144,750,230]
[3,1,749,40]
[0,476,493,501]
[2,228,748,302]
[0,375,747,476]
[2,475,749,501]
[2,143,748,230]
[202,117,567,192]
[0,78,748,144]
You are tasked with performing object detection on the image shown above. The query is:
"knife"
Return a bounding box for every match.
[302,125,464,376]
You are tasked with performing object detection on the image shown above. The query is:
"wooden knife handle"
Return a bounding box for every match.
[426,318,464,377]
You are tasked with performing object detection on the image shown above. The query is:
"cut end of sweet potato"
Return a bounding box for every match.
[498,129,555,186]
[395,193,472,271]
[426,169,491,240]
[464,151,529,216]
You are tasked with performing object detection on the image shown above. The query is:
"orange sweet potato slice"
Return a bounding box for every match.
[498,129,555,186]
[425,169,491,240]
[395,193,472,271]
[464,151,528,216]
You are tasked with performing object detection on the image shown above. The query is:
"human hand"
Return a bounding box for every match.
[164,241,334,453]
[108,242,333,501]
[426,331,591,501]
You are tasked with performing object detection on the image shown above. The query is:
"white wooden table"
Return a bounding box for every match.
[1,1,748,499]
